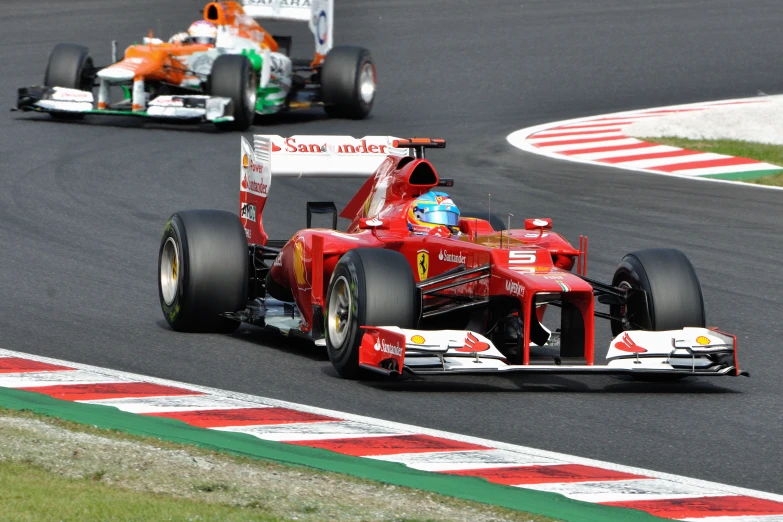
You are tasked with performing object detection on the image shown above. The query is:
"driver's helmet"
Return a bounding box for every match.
[407,191,461,235]
[188,20,217,45]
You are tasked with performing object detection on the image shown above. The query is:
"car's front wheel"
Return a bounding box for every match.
[325,248,418,378]
[44,43,95,120]
[209,55,257,131]
[610,248,705,336]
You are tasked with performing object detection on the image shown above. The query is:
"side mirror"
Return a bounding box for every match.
[524,218,552,230]
[358,217,390,230]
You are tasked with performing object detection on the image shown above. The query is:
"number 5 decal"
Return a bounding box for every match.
[509,250,536,264]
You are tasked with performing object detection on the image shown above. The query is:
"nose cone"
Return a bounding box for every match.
[97,66,136,82]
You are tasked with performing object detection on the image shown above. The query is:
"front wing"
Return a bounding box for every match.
[15,86,235,124]
[358,327,744,378]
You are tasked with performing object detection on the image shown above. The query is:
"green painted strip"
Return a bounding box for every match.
[0,386,667,522]
[702,169,783,180]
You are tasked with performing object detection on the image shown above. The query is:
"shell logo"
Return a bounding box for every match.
[293,239,308,287]
[696,336,711,346]
[242,154,249,168]
[411,335,425,344]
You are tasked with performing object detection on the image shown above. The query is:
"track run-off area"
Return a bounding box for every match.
[1,0,782,515]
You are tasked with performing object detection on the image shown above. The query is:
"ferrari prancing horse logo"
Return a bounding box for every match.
[416,250,429,281]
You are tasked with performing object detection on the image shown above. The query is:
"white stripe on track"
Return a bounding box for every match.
[671,162,780,176]
[615,152,730,169]
[369,449,559,471]
[1,348,782,505]
[570,145,682,160]
[215,421,402,441]
[682,515,783,522]
[536,138,641,153]
[527,131,625,143]
[0,369,130,388]
[524,478,722,503]
[82,394,263,413]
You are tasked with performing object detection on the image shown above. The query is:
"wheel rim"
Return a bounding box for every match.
[358,63,376,104]
[160,237,179,306]
[245,70,257,114]
[327,275,352,348]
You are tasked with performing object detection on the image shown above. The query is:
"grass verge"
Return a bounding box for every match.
[0,407,555,522]
[640,136,783,185]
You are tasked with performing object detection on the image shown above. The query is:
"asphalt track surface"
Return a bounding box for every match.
[2,0,782,495]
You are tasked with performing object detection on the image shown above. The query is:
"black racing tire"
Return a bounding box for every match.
[158,210,248,333]
[43,43,94,120]
[460,211,507,231]
[321,46,375,119]
[325,249,418,379]
[610,248,705,336]
[209,55,257,131]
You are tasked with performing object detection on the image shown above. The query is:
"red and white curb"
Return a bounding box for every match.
[2,348,783,520]
[507,97,783,184]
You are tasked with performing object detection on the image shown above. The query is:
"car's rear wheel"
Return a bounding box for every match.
[44,43,94,120]
[610,248,705,336]
[325,248,418,378]
[321,46,375,119]
[158,210,248,332]
[209,55,257,131]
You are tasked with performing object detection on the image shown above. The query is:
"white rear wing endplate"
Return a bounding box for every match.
[253,134,408,178]
[242,0,334,56]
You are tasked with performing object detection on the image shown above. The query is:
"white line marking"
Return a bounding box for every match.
[1,348,782,504]
[368,449,559,471]
[0,369,130,388]
[81,394,264,413]
[524,478,723,503]
[536,138,641,153]
[216,421,402,442]
[615,152,731,169]
[528,131,625,143]
[670,162,781,176]
[570,145,682,160]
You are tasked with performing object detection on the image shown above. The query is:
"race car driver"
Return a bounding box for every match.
[407,191,461,237]
[168,20,218,45]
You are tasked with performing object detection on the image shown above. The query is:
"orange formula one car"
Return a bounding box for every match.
[15,1,375,130]
[157,135,745,380]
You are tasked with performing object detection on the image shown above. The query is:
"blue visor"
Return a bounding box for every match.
[422,210,460,226]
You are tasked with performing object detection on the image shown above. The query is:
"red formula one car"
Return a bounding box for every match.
[157,135,745,380]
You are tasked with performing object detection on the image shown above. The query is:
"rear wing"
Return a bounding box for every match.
[239,134,407,244]
[242,0,334,60]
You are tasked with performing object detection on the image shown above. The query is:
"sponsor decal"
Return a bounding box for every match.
[240,203,256,222]
[438,249,466,264]
[244,227,252,239]
[241,172,268,195]
[273,253,283,267]
[509,250,536,264]
[696,335,711,345]
[505,280,523,297]
[524,232,549,238]
[51,88,93,102]
[416,250,429,281]
[411,335,425,344]
[293,238,309,288]
[614,332,647,353]
[455,332,490,353]
[242,154,249,168]
[532,219,549,227]
[149,96,184,107]
[315,9,328,45]
[283,137,387,155]
[365,218,384,227]
[374,338,403,356]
